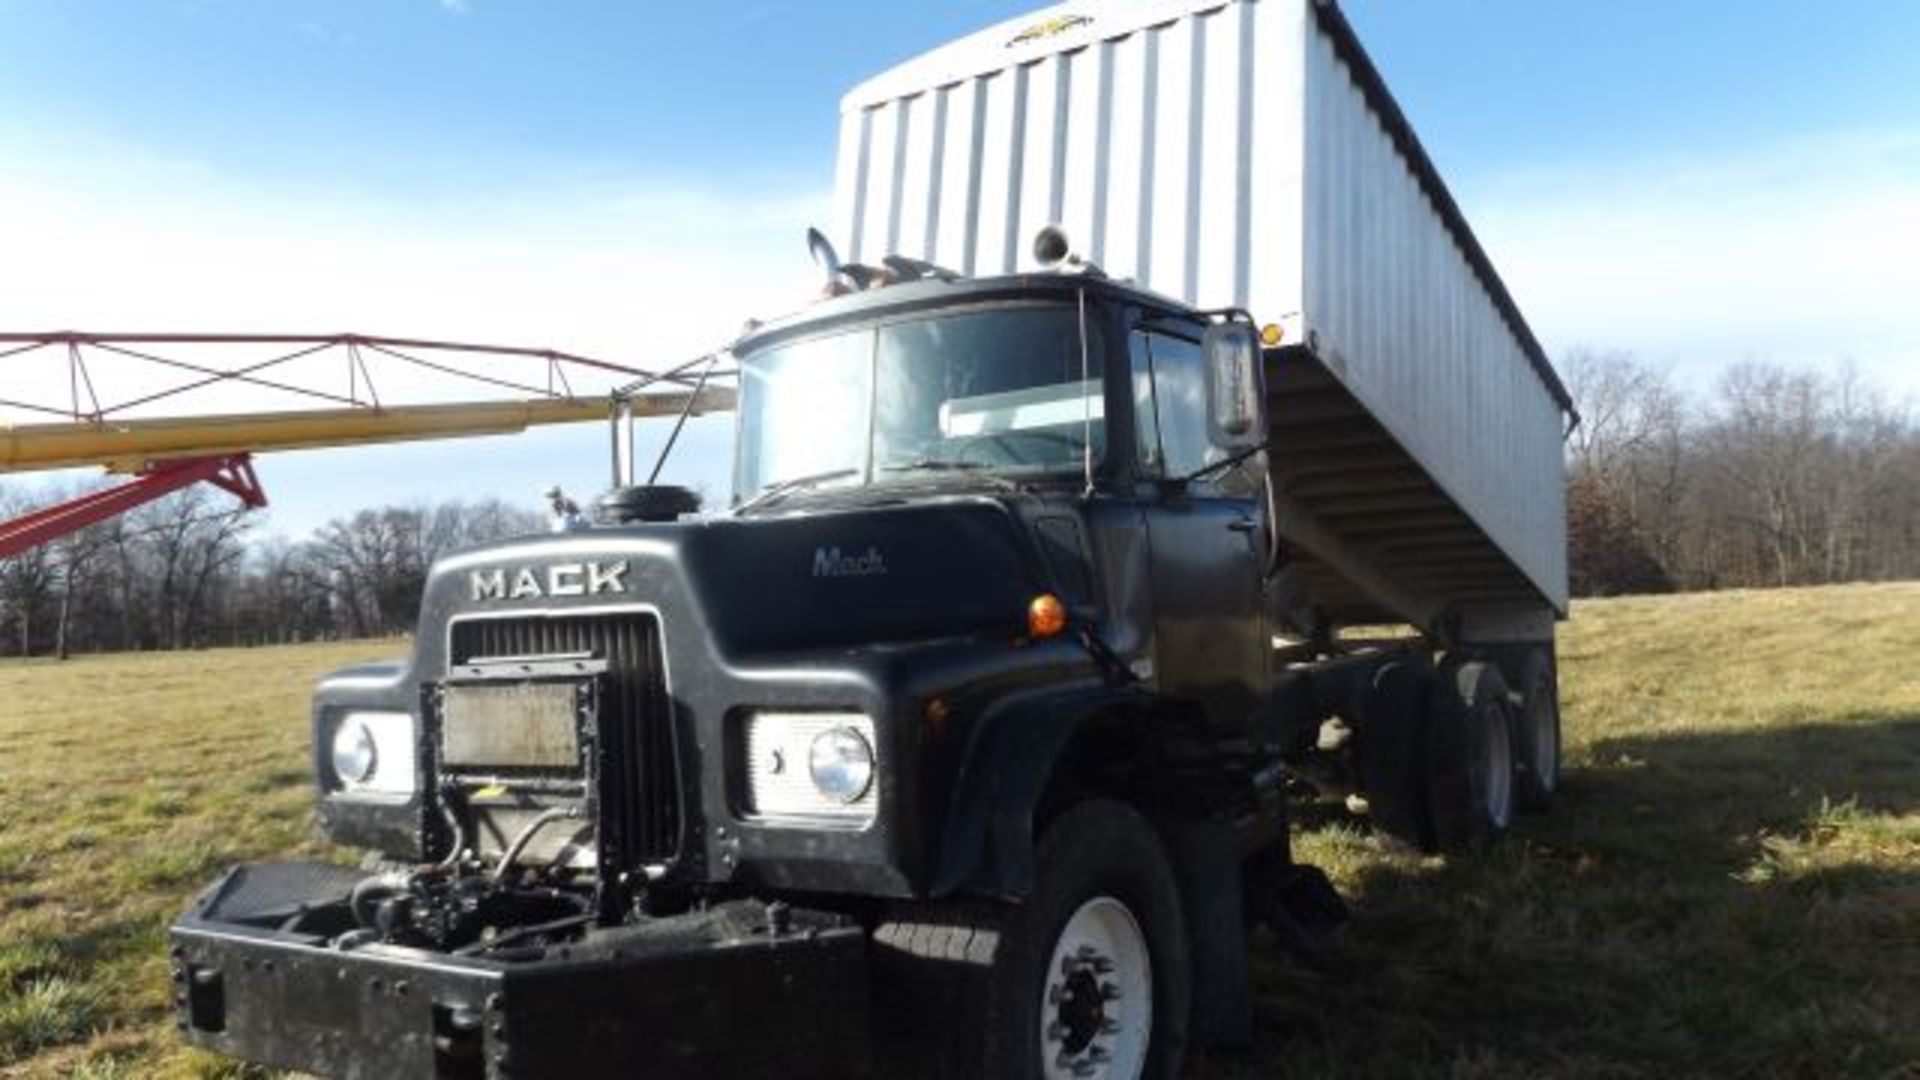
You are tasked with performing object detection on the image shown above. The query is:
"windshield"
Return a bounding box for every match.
[733,304,1105,504]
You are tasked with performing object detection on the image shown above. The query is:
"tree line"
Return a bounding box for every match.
[1566,354,1920,595]
[0,491,542,658]
[2,352,1915,656]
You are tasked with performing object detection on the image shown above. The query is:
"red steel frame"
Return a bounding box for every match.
[0,454,266,560]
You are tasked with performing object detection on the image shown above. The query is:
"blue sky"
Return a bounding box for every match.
[2,1,1916,537]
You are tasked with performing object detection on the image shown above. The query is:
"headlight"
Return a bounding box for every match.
[809,726,875,804]
[328,710,416,797]
[743,711,877,825]
[332,720,378,784]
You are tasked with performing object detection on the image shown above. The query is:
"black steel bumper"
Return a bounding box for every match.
[168,863,873,1079]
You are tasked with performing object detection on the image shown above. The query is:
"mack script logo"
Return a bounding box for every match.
[812,546,887,579]
[470,561,630,601]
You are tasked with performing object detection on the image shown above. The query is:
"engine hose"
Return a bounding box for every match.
[437,784,469,867]
[349,870,414,929]
[452,911,595,957]
[492,807,583,886]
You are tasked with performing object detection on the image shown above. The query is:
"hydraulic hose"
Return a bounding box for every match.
[436,784,469,868]
[491,806,583,886]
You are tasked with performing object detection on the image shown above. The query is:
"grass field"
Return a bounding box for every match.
[1,585,1917,1078]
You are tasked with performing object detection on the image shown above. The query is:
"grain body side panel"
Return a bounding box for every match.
[1299,20,1567,611]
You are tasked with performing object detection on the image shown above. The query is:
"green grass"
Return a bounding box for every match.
[0,641,388,1078]
[1204,583,1920,1079]
[2,587,1918,1077]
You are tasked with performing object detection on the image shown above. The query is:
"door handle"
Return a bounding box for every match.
[1227,518,1258,533]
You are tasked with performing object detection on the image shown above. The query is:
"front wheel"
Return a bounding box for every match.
[872,800,1191,1079]
[1038,896,1155,1078]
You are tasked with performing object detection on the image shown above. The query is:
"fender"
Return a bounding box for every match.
[930,680,1154,899]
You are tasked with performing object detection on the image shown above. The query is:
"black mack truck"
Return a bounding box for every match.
[169,3,1576,1077]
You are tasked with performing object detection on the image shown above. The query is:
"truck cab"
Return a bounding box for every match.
[167,270,1346,1078]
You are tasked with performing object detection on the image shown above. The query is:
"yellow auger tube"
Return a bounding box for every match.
[0,390,735,474]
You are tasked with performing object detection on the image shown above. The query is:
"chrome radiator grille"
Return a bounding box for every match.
[449,613,681,867]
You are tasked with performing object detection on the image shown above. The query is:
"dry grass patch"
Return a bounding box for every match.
[1,585,1917,1077]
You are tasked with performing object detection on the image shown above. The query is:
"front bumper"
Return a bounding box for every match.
[169,863,873,1079]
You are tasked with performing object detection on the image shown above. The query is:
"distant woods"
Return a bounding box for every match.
[0,495,542,658]
[2,353,1916,656]
[1566,352,1920,596]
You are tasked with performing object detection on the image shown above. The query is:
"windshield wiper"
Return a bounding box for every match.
[734,467,858,514]
[1170,441,1269,488]
[880,459,1020,490]
[880,458,988,473]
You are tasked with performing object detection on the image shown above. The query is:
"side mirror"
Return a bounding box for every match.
[1202,322,1264,449]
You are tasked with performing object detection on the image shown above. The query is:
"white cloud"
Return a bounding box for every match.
[11,122,1917,534]
[0,129,827,532]
[1466,129,1920,401]
[439,0,469,13]
[0,143,825,407]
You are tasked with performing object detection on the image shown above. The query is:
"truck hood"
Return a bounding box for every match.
[421,496,1050,660]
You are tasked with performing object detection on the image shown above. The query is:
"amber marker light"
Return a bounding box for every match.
[1027,593,1069,639]
[1260,323,1285,347]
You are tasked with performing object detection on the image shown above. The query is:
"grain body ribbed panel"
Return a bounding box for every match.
[1300,22,1567,608]
[837,0,1571,618]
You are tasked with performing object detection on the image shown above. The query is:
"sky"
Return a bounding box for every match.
[1,0,1916,539]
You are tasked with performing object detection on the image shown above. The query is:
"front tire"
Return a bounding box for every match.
[872,800,1191,1079]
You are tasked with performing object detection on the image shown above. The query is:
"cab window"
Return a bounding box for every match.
[1130,320,1262,494]
[1130,325,1220,481]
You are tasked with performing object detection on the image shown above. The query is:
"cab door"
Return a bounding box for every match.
[1131,319,1269,729]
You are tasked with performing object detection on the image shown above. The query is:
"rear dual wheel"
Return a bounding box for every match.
[1427,658,1517,851]
[1358,649,1559,852]
[1512,650,1562,811]
[1355,655,1513,852]
[1353,658,1434,851]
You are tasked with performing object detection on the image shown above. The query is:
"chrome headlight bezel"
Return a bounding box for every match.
[742,711,878,827]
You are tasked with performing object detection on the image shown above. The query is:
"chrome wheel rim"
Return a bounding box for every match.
[1531,697,1560,792]
[1485,704,1514,829]
[1040,896,1151,1080]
